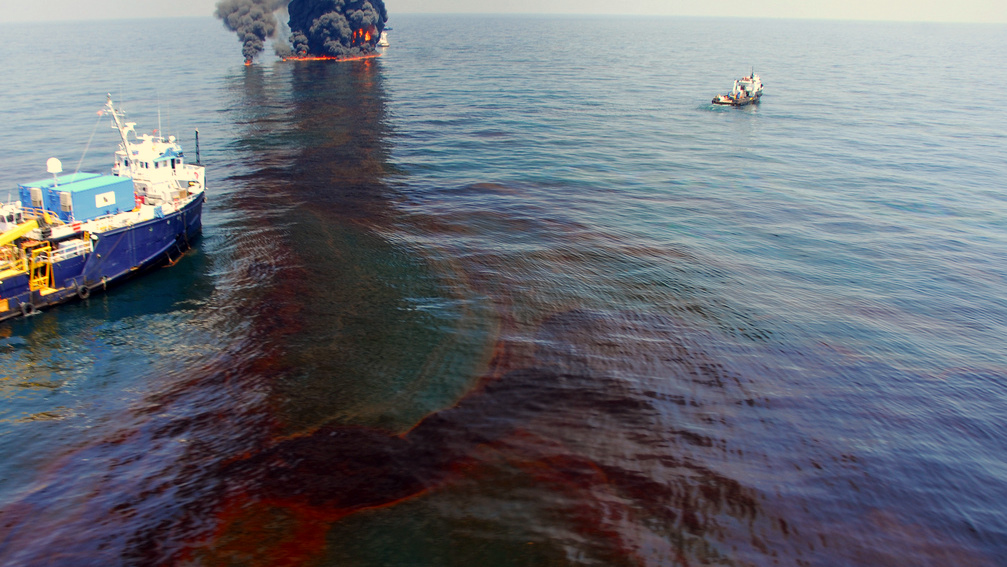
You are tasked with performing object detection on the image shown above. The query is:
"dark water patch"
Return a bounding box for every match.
[218,61,497,434]
[175,308,778,565]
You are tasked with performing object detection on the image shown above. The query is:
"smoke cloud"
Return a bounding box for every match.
[216,0,388,62]
[215,0,289,62]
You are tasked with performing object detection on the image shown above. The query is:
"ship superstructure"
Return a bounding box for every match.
[0,96,205,320]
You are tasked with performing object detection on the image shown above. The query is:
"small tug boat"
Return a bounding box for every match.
[712,72,763,107]
[0,95,205,321]
[377,31,390,47]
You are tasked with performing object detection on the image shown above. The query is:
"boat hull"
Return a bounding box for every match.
[0,194,204,321]
[712,94,761,107]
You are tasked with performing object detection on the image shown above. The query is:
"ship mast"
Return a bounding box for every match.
[105,94,137,179]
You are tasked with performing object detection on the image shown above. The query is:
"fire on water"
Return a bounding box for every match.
[281,52,382,63]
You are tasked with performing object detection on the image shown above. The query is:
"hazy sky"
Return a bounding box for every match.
[3,0,1005,24]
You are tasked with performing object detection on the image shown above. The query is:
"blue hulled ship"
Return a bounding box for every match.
[0,96,206,321]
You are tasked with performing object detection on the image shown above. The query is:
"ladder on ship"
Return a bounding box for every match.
[28,244,55,293]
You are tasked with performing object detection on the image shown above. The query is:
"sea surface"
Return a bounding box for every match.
[0,14,1006,566]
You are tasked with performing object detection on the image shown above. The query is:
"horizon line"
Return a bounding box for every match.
[1,12,1004,25]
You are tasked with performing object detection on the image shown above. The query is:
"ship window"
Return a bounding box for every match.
[124,159,129,167]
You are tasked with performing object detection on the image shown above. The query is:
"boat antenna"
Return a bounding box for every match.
[195,129,201,165]
[73,111,104,178]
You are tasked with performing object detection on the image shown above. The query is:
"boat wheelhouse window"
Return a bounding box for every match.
[124,159,129,166]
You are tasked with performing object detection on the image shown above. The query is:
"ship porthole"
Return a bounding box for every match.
[77,285,91,300]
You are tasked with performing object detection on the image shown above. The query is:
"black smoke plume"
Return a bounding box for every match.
[216,0,388,62]
[288,0,388,57]
[215,0,288,62]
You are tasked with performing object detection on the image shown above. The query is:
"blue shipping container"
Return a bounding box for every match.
[19,173,135,222]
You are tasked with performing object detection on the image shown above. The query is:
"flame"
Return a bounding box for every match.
[351,27,376,44]
[244,59,252,66]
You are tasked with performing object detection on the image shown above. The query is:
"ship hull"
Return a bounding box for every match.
[712,94,761,107]
[0,195,204,321]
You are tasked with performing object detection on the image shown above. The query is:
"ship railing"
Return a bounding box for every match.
[21,207,67,226]
[82,217,115,233]
[52,239,93,262]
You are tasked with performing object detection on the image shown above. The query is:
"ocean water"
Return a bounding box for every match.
[1,14,1006,566]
